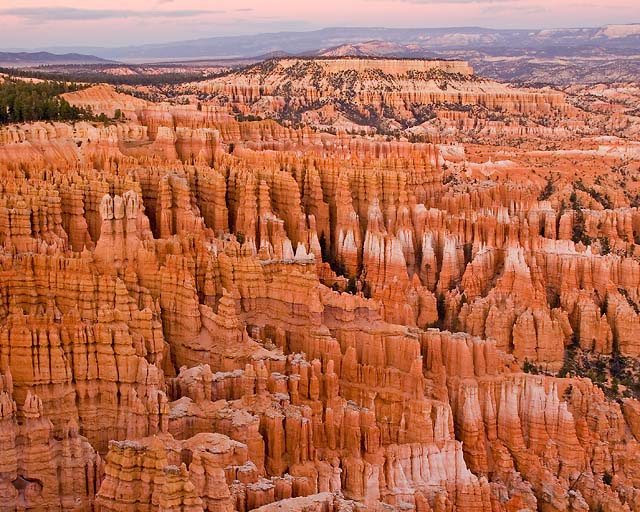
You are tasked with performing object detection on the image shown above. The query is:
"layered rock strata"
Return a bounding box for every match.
[0,68,639,511]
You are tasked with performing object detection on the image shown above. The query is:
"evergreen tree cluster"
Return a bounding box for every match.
[0,66,213,87]
[0,78,94,124]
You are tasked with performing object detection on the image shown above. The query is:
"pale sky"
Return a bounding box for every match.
[1,0,638,49]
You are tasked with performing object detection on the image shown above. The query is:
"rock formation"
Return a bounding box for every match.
[1,58,640,510]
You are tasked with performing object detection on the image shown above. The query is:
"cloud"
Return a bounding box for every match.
[0,7,222,22]
[481,4,545,14]
[368,0,522,3]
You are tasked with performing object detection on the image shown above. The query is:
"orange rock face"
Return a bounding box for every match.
[1,59,640,511]
[194,58,567,131]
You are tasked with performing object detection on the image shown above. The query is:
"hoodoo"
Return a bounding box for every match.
[0,48,639,512]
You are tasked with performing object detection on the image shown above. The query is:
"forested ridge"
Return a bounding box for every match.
[0,78,94,123]
[0,66,216,86]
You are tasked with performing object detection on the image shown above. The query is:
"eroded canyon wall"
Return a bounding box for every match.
[1,65,640,511]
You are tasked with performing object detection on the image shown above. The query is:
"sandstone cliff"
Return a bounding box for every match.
[0,60,639,511]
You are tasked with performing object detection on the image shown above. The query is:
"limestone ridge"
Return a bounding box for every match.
[276,57,475,75]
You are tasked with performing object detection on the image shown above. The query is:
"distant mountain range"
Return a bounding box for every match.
[2,25,639,85]
[18,24,640,62]
[0,51,112,67]
[311,36,640,84]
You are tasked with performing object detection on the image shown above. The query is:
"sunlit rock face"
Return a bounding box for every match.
[1,59,640,511]
[192,57,568,137]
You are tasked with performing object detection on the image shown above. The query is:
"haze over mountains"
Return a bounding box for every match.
[15,24,640,61]
[3,24,638,84]
[0,51,111,67]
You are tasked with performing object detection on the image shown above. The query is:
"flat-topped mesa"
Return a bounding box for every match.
[277,57,474,76]
[197,56,567,127]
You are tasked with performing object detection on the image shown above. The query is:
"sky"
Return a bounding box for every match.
[0,0,638,49]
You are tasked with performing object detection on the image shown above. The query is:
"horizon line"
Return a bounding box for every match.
[3,21,640,53]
